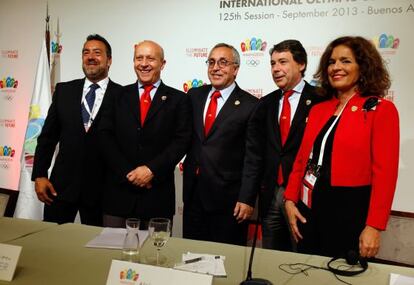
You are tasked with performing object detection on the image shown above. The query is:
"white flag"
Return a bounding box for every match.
[15,39,51,219]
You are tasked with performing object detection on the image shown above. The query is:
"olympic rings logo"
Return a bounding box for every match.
[0,163,10,169]
[246,59,260,67]
[2,94,14,101]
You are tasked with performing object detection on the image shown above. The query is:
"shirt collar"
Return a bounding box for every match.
[138,79,161,89]
[285,78,305,95]
[84,77,109,91]
[211,82,236,101]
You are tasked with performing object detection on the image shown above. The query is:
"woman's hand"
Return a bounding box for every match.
[359,225,381,258]
[285,200,306,242]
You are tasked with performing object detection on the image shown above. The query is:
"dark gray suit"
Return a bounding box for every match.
[183,84,260,245]
[251,81,326,250]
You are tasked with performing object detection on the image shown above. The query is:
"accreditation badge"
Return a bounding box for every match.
[301,169,317,208]
[84,122,90,132]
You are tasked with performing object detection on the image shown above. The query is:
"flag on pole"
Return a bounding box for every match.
[50,17,61,92]
[14,39,51,219]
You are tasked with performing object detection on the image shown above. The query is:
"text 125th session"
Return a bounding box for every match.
[218,4,414,21]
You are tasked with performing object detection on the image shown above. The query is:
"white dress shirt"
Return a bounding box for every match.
[82,77,109,129]
[203,82,236,123]
[278,79,305,124]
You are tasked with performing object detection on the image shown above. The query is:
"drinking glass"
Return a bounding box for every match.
[122,218,140,262]
[148,218,171,266]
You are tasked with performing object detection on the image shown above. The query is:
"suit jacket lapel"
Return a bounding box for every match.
[194,88,209,142]
[73,78,86,134]
[89,80,114,130]
[144,82,167,124]
[287,83,313,143]
[125,83,140,124]
[205,85,241,139]
[269,90,282,148]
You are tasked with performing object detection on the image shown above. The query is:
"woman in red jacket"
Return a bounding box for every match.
[284,36,399,259]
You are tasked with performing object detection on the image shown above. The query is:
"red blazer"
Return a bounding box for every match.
[284,93,399,230]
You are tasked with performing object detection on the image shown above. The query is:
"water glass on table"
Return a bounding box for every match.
[122,218,140,263]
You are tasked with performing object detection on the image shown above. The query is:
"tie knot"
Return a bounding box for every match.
[143,85,154,93]
[89,83,100,91]
[211,90,221,99]
[284,90,294,98]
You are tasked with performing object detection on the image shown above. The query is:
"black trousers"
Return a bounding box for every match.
[103,214,173,230]
[183,183,248,246]
[44,199,102,226]
[261,186,295,251]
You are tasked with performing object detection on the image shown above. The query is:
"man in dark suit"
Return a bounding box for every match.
[252,40,326,250]
[99,40,191,228]
[182,43,261,246]
[32,34,122,226]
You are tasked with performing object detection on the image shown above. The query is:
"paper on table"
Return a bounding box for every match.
[85,228,148,249]
[173,252,226,277]
[389,273,414,285]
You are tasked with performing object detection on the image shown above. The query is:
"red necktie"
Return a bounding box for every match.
[204,90,221,136]
[277,90,294,186]
[140,85,154,126]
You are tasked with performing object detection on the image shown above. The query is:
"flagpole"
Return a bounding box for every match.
[45,2,50,65]
[55,17,61,46]
[51,17,61,94]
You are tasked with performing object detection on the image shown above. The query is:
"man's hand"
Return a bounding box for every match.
[285,200,306,242]
[234,202,253,223]
[359,225,381,258]
[126,165,154,188]
[35,177,57,205]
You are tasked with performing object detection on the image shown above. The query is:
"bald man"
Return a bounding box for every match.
[99,41,192,228]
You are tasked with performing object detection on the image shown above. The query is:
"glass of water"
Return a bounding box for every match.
[122,218,140,262]
[148,218,171,266]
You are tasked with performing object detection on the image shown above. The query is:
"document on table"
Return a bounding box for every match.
[389,273,414,285]
[85,228,148,249]
[173,252,227,277]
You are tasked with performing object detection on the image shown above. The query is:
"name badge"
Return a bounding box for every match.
[301,169,317,208]
[304,171,317,187]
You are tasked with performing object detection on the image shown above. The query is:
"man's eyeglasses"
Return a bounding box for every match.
[205,59,236,68]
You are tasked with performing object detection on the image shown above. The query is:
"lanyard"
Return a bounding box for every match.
[82,92,104,123]
[310,94,355,167]
[83,98,94,115]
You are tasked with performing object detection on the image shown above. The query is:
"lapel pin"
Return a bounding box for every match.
[161,96,167,101]
[351,106,358,112]
[306,100,311,106]
[235,100,240,106]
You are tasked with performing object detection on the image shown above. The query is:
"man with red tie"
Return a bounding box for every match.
[99,40,192,228]
[251,40,326,250]
[182,43,260,245]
